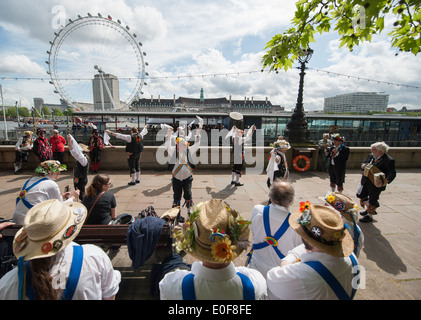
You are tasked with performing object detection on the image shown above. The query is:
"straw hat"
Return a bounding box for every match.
[289,201,354,257]
[35,160,67,175]
[79,143,89,152]
[13,199,87,261]
[324,192,359,223]
[173,199,251,264]
[229,112,243,121]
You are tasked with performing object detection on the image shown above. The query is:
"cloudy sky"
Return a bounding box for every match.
[0,0,420,111]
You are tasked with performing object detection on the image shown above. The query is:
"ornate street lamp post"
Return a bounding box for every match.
[284,47,314,144]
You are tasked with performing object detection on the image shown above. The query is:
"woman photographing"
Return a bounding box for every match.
[82,174,117,225]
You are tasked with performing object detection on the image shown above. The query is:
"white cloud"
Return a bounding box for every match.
[0,55,45,75]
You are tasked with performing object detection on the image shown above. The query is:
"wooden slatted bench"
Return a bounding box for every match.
[0,223,173,248]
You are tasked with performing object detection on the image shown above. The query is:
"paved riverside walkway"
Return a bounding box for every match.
[1,167,420,300]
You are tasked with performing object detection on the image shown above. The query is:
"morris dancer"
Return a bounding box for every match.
[165,124,202,215]
[33,128,53,163]
[226,124,256,186]
[67,134,90,200]
[14,131,34,174]
[106,126,148,185]
[326,133,349,193]
[357,141,396,223]
[13,160,79,225]
[88,128,105,173]
[266,138,291,188]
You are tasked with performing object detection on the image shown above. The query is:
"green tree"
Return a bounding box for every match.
[5,108,16,118]
[262,0,421,72]
[18,107,30,117]
[41,106,51,116]
[51,107,63,116]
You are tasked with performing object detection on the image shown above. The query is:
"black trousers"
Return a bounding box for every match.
[14,151,29,166]
[357,180,382,208]
[53,151,64,164]
[74,177,88,201]
[232,163,244,175]
[329,164,345,189]
[128,152,141,174]
[90,149,102,163]
[172,176,193,208]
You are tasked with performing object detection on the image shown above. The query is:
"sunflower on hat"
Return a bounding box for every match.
[172,199,251,264]
[324,192,359,222]
[175,137,190,146]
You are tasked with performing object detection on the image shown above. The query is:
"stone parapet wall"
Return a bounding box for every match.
[0,145,419,172]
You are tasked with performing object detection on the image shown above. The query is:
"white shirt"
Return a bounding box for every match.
[13,176,71,225]
[159,261,267,300]
[248,204,302,278]
[15,136,34,151]
[267,251,358,300]
[0,242,121,300]
[115,127,148,143]
[68,143,88,167]
[166,131,201,181]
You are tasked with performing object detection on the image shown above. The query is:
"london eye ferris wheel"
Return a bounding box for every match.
[46,13,148,111]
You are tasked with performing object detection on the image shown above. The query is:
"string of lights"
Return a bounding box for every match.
[306,67,421,89]
[1,68,419,89]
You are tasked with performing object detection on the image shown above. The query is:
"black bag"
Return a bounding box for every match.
[136,206,159,219]
[0,236,16,279]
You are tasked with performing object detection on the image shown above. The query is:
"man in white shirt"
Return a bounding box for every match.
[159,199,267,300]
[267,202,359,300]
[165,125,201,215]
[13,160,79,225]
[226,125,255,186]
[247,180,302,278]
[67,134,89,200]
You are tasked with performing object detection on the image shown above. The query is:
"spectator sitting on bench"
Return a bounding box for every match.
[0,199,121,300]
[159,199,267,300]
[82,174,117,225]
[13,160,79,226]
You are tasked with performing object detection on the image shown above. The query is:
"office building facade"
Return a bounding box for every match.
[324,92,389,113]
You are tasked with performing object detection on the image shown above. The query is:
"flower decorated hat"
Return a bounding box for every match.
[289,201,354,257]
[325,192,359,223]
[331,133,345,142]
[173,199,251,264]
[270,139,291,151]
[13,199,87,261]
[35,160,67,175]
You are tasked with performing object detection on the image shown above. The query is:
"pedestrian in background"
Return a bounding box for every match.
[49,129,66,164]
[318,133,332,172]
